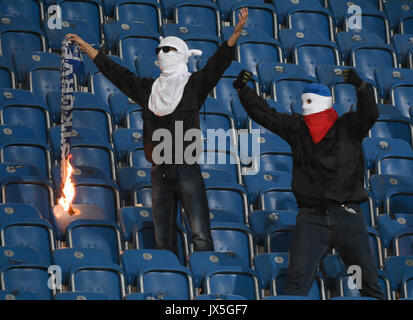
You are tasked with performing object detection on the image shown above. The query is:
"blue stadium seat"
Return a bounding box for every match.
[0,263,54,299]
[389,81,413,118]
[253,252,288,294]
[189,251,248,288]
[209,208,245,225]
[392,34,413,67]
[42,18,99,51]
[112,128,144,163]
[257,62,314,97]
[244,171,292,206]
[0,290,40,300]
[384,0,413,33]
[236,34,284,76]
[121,249,182,286]
[13,52,61,107]
[49,127,116,182]
[230,2,278,39]
[374,67,413,103]
[0,89,51,142]
[287,5,335,42]
[210,222,255,268]
[320,253,346,290]
[52,247,113,285]
[272,0,324,25]
[393,228,413,256]
[68,264,126,300]
[103,21,159,70]
[0,217,55,264]
[109,93,142,127]
[199,149,242,184]
[0,246,44,268]
[54,291,109,300]
[328,0,379,28]
[376,153,413,176]
[259,183,298,213]
[135,56,161,80]
[203,266,261,300]
[0,0,44,28]
[369,113,413,148]
[0,162,41,181]
[205,183,249,225]
[0,21,46,64]
[377,213,413,250]
[114,0,162,34]
[57,0,104,44]
[216,0,266,21]
[1,176,54,221]
[47,91,113,142]
[173,0,221,37]
[230,97,250,129]
[0,203,43,224]
[249,210,297,248]
[0,57,15,89]
[117,166,150,202]
[66,219,123,264]
[124,107,145,130]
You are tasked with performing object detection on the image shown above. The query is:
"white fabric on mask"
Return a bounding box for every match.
[148,36,202,116]
[301,92,333,116]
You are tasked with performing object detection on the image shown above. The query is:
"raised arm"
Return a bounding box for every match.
[194,8,248,105]
[66,34,151,106]
[342,69,379,140]
[235,71,297,144]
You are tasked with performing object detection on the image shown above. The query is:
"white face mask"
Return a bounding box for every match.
[301,93,333,116]
[157,49,188,74]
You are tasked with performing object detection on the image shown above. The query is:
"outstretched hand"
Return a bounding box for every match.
[65,33,98,60]
[342,69,363,88]
[233,69,253,91]
[228,8,248,47]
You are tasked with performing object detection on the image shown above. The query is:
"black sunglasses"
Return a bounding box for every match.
[155,46,176,54]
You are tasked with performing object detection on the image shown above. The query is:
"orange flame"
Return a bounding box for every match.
[58,156,75,212]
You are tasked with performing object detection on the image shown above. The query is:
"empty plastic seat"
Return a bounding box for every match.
[52,247,113,285]
[287,5,335,42]
[376,153,413,176]
[205,183,249,225]
[236,34,284,76]
[0,246,44,269]
[0,161,41,182]
[199,150,242,184]
[0,263,54,299]
[112,128,144,163]
[103,21,159,70]
[0,0,44,28]
[230,2,278,39]
[189,251,248,288]
[272,0,324,25]
[0,57,15,89]
[0,203,43,223]
[1,176,54,221]
[388,81,413,118]
[109,93,141,126]
[57,0,104,44]
[66,219,123,264]
[384,0,413,33]
[369,114,413,148]
[392,34,413,67]
[0,290,40,300]
[68,264,126,300]
[134,56,161,81]
[0,22,46,64]
[0,89,51,142]
[259,182,298,213]
[173,0,221,37]
[249,210,297,247]
[392,228,413,256]
[121,249,182,286]
[114,0,162,34]
[210,222,255,268]
[377,213,413,250]
[42,18,99,51]
[328,0,379,28]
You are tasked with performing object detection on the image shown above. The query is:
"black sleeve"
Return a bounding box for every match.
[238,86,298,144]
[93,51,152,107]
[343,82,379,140]
[192,41,236,108]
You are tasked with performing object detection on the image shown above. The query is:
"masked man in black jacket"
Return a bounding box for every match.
[67,8,248,259]
[233,69,384,299]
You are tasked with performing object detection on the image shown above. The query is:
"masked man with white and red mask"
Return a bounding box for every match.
[67,9,248,259]
[233,69,385,299]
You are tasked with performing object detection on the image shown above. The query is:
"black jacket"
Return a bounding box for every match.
[93,42,236,164]
[238,83,379,208]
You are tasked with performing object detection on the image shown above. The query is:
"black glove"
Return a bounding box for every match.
[342,69,363,88]
[233,69,252,90]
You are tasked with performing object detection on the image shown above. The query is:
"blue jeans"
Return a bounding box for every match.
[151,163,214,257]
[284,203,385,300]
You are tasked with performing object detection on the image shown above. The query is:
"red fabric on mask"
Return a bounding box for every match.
[303,108,338,144]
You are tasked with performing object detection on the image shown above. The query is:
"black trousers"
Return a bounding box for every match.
[151,163,214,258]
[284,203,385,300]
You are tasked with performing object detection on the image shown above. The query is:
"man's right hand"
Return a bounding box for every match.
[342,69,363,88]
[233,69,252,91]
[65,33,98,60]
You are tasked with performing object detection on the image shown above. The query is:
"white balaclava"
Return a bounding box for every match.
[148,36,202,116]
